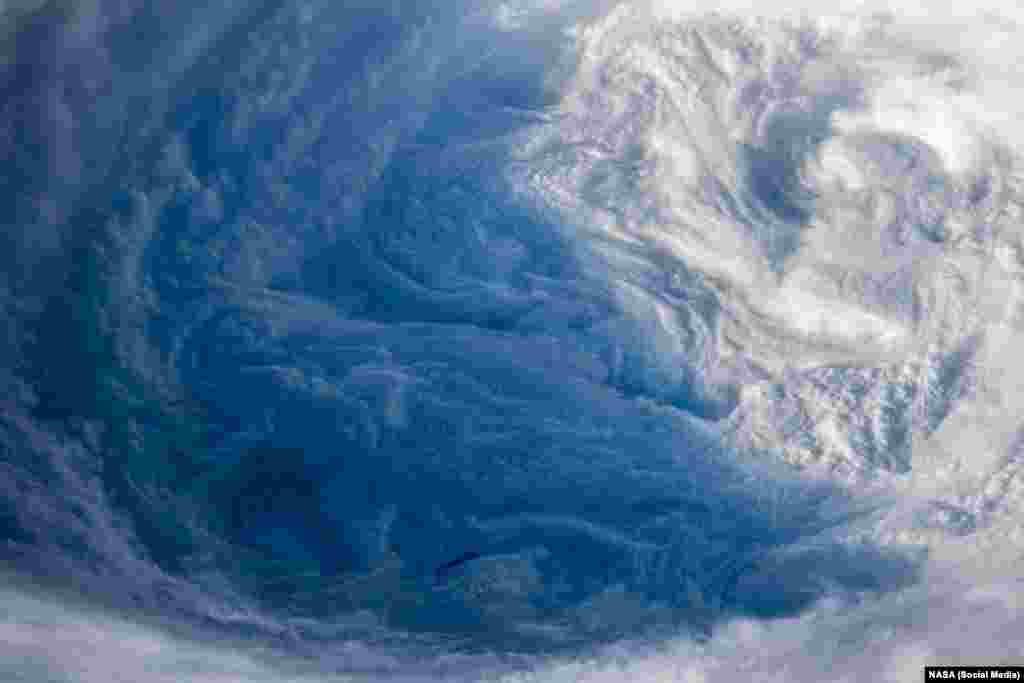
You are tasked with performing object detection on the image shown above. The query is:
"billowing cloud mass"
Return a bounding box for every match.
[2,0,1024,681]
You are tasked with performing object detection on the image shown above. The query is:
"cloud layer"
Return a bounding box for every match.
[3,0,1024,680]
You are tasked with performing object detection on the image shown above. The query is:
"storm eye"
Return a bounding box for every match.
[745,110,825,226]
